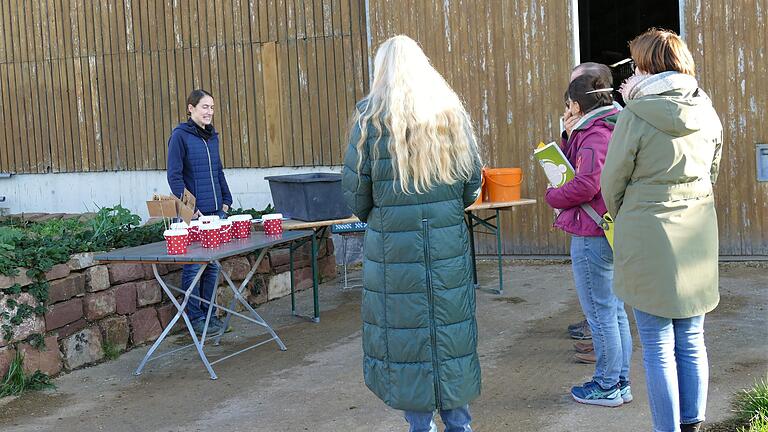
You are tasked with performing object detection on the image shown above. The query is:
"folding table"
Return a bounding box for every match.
[464,199,537,294]
[95,230,315,380]
[282,216,360,315]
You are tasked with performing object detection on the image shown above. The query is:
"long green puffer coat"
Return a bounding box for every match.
[341,112,482,412]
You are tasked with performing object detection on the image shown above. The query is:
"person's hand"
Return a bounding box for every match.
[222,204,229,213]
[564,112,581,137]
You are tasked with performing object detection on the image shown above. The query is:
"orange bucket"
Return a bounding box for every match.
[484,168,523,202]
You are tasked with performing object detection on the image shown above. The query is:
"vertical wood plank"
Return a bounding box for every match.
[252,43,270,166]
[0,1,10,172]
[29,0,49,172]
[224,0,243,167]
[262,41,284,166]
[93,1,113,171]
[286,0,304,166]
[275,0,295,165]
[17,0,35,172]
[233,0,251,167]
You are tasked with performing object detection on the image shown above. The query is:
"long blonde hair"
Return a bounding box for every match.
[352,35,479,194]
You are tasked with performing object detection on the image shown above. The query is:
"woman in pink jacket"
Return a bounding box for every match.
[545,74,633,407]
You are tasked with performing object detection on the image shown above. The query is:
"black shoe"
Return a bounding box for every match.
[680,422,703,432]
[568,319,587,332]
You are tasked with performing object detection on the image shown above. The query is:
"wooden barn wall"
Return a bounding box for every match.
[367,0,578,255]
[1,0,763,255]
[0,0,370,173]
[366,0,767,256]
[683,0,768,255]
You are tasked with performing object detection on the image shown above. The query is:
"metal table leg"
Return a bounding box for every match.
[466,212,504,295]
[215,247,270,346]
[289,242,296,315]
[342,234,349,290]
[136,248,289,380]
[311,230,320,322]
[214,259,287,352]
[495,209,504,295]
[135,264,218,380]
[288,228,322,323]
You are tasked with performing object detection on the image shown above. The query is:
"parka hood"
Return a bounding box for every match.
[625,89,715,137]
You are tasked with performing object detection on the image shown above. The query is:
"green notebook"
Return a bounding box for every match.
[534,141,574,187]
[534,141,615,250]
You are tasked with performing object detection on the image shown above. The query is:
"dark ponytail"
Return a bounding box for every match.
[186,89,213,115]
[567,75,613,114]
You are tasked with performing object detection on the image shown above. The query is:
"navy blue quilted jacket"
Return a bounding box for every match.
[167,120,232,214]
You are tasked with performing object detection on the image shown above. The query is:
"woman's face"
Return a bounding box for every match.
[566,98,582,116]
[189,95,214,126]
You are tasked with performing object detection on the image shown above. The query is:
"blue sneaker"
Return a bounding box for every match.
[569,322,592,340]
[571,381,623,407]
[190,318,222,336]
[209,316,233,334]
[618,379,633,403]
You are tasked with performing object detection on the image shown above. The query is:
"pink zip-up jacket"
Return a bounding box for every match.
[545,106,619,237]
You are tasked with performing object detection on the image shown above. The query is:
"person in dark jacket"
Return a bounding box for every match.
[342,35,482,432]
[167,89,233,335]
[545,75,633,407]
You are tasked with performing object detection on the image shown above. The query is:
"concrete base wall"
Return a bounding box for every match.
[0,166,341,221]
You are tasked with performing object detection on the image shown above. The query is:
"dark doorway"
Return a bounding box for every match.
[579,0,680,66]
[579,0,679,104]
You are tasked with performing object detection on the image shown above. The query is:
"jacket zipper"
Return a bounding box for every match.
[422,218,442,409]
[202,138,219,210]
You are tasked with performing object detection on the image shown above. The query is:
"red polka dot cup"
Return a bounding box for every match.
[230,214,253,239]
[262,213,284,236]
[200,223,222,248]
[199,215,220,225]
[187,220,202,242]
[170,222,190,245]
[219,220,233,243]
[164,229,189,255]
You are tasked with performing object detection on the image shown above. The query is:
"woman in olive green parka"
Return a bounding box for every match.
[342,35,482,431]
[601,29,723,432]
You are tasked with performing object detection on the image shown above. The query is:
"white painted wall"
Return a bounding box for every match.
[0,166,342,221]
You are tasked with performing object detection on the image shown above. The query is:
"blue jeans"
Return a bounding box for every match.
[404,405,472,432]
[570,235,632,389]
[634,309,708,431]
[180,210,226,322]
[181,262,220,322]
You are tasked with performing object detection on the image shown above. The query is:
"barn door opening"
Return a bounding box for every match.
[577,0,681,99]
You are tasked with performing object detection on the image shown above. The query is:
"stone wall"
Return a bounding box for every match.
[0,235,336,378]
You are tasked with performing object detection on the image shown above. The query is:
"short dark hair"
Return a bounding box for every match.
[566,74,614,114]
[186,89,213,113]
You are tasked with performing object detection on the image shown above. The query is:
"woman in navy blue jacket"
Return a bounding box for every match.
[167,89,233,334]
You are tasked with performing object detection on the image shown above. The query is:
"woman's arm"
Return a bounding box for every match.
[545,130,607,210]
[342,122,374,222]
[710,132,723,185]
[601,112,641,217]
[166,132,186,199]
[463,151,482,208]
[218,159,233,208]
